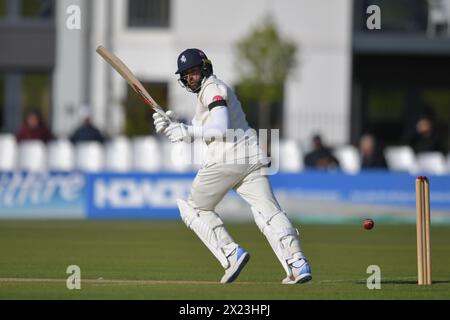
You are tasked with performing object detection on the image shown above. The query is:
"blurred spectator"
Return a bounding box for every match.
[16,109,53,143]
[70,106,106,144]
[408,116,445,154]
[359,134,387,169]
[304,134,340,170]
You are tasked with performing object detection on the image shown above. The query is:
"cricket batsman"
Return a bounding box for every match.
[153,49,311,284]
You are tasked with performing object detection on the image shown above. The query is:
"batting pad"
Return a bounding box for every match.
[177,199,238,269]
[251,207,304,277]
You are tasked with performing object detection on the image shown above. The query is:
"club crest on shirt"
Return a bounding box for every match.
[213,95,224,102]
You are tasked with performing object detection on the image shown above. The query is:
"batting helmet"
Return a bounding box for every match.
[175,48,213,76]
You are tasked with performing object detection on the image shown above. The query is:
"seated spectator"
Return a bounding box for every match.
[16,109,53,143]
[408,116,445,154]
[70,106,106,144]
[359,134,387,169]
[304,134,340,170]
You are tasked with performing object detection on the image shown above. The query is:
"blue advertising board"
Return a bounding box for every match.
[270,171,450,209]
[85,172,195,219]
[2,170,450,223]
[269,171,450,224]
[0,172,85,218]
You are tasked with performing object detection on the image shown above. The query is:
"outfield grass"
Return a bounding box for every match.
[0,220,449,299]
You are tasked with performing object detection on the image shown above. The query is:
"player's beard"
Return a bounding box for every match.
[188,79,202,93]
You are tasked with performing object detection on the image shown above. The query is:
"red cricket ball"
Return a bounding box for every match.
[363,218,374,230]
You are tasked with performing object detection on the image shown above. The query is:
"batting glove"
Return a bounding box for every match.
[164,122,190,143]
[153,110,175,134]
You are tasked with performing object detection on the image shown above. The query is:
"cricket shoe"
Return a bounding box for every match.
[282,258,312,284]
[220,247,250,284]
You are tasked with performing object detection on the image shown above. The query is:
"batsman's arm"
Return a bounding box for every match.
[187,106,229,139]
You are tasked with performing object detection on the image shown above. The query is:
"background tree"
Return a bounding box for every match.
[234,18,298,131]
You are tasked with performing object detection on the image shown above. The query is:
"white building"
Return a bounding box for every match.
[53,0,353,146]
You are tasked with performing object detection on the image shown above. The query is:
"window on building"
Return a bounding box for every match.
[128,0,170,28]
[365,88,406,145]
[0,72,52,133]
[124,81,168,136]
[21,73,51,125]
[421,89,450,151]
[0,0,6,17]
[355,85,450,150]
[0,0,54,20]
[353,55,450,150]
[367,89,404,122]
[21,0,54,18]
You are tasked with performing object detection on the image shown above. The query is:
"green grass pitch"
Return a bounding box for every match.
[0,220,449,299]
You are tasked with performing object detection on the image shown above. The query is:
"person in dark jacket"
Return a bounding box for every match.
[359,134,387,169]
[408,116,445,154]
[304,134,340,170]
[70,106,105,144]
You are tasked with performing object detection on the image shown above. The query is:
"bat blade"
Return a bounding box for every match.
[96,45,170,121]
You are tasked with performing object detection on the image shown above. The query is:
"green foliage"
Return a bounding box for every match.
[235,18,297,105]
[0,0,6,16]
[22,73,51,123]
[21,0,54,18]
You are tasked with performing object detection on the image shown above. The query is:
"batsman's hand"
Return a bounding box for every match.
[164,122,190,143]
[153,110,175,134]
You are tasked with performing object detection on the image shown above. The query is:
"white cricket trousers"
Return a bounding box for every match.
[188,162,281,216]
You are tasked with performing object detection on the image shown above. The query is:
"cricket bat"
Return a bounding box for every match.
[96,45,170,121]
